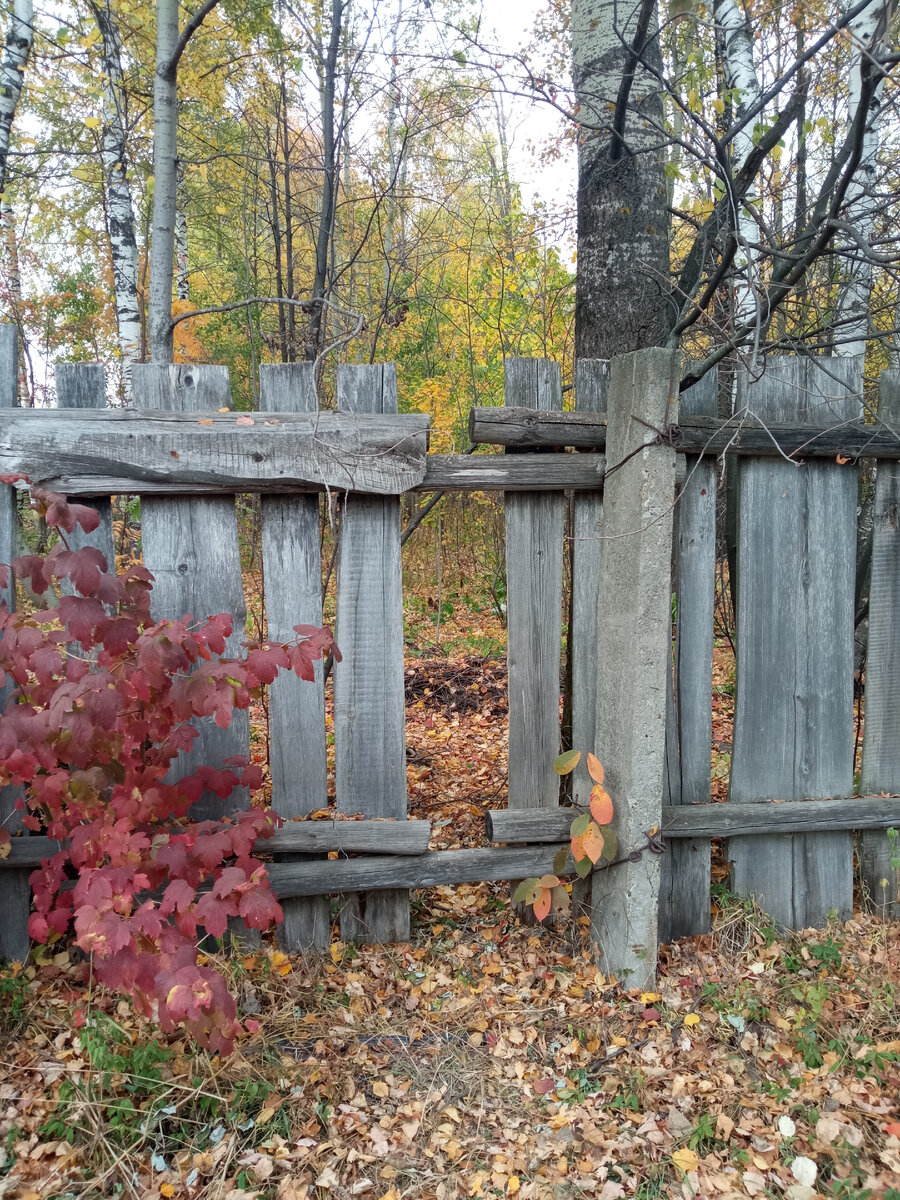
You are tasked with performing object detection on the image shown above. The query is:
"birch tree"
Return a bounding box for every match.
[91,0,141,400]
[0,0,32,201]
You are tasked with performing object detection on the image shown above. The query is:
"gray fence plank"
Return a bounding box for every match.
[0,325,30,959]
[860,372,900,916]
[259,363,330,949]
[660,370,718,942]
[729,357,861,927]
[505,358,565,811]
[131,365,250,825]
[54,364,116,583]
[591,348,679,989]
[334,364,409,943]
[571,361,608,807]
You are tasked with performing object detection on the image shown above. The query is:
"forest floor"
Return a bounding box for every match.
[0,609,898,1200]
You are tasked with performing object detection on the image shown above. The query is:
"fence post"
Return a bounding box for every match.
[659,370,718,942]
[131,365,250,824]
[505,358,565,813]
[728,358,860,927]
[54,365,116,575]
[571,360,608,805]
[0,325,30,960]
[259,363,330,950]
[334,364,409,943]
[860,371,900,916]
[590,347,679,989]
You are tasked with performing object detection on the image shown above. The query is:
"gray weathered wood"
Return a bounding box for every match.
[259,363,330,950]
[334,364,409,943]
[660,370,718,942]
[469,407,900,457]
[0,408,429,495]
[591,348,679,988]
[132,365,250,825]
[0,819,433,868]
[860,372,900,916]
[54,364,117,589]
[571,361,608,808]
[0,325,30,960]
[267,844,576,898]
[485,797,900,844]
[25,453,609,497]
[729,357,861,928]
[505,359,565,812]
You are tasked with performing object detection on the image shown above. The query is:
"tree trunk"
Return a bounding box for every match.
[571,0,670,357]
[1,200,29,404]
[176,159,189,302]
[149,0,179,364]
[91,0,141,400]
[307,0,343,360]
[0,0,33,200]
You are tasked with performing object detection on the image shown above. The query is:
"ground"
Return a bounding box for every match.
[0,617,897,1200]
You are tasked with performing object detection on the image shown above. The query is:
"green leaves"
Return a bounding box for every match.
[554,749,582,775]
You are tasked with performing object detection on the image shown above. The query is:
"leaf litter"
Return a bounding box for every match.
[0,648,898,1200]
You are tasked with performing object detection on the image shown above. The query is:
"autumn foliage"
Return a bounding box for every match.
[0,478,336,1054]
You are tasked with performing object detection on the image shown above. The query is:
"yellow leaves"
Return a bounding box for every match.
[671,1147,699,1174]
[372,1080,390,1098]
[160,1187,175,1199]
[640,993,660,1004]
[84,117,100,130]
[269,951,291,975]
[507,1177,520,1194]
[683,1012,701,1027]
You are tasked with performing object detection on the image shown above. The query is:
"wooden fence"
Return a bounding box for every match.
[1,326,898,990]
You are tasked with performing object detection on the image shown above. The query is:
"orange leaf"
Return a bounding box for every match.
[570,833,585,862]
[836,453,851,464]
[590,786,614,825]
[586,753,604,784]
[533,888,552,922]
[581,821,605,864]
[538,874,560,889]
[886,1122,900,1136]
[197,418,214,425]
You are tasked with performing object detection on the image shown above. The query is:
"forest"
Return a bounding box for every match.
[1,1,900,1198]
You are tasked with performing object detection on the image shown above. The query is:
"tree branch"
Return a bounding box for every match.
[160,0,220,82]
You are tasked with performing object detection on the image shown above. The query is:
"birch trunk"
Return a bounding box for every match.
[149,0,178,364]
[571,0,670,357]
[833,0,891,358]
[1,200,29,404]
[91,0,141,401]
[0,0,32,200]
[713,0,762,328]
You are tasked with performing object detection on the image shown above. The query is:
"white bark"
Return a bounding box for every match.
[149,0,179,364]
[834,0,891,359]
[713,0,762,326]
[92,0,141,400]
[0,0,32,200]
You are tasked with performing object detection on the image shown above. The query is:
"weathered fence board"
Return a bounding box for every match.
[0,819,433,868]
[486,797,900,843]
[729,358,861,927]
[24,454,607,497]
[505,358,565,811]
[591,348,679,988]
[334,364,409,942]
[0,408,430,495]
[0,325,30,960]
[660,370,718,942]
[860,372,900,916]
[469,407,899,457]
[132,365,250,825]
[571,361,608,808]
[259,363,330,949]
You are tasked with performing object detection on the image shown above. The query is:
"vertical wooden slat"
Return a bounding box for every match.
[660,370,718,942]
[571,360,608,805]
[131,365,249,824]
[860,371,900,916]
[728,357,860,928]
[334,364,409,943]
[54,364,116,576]
[0,325,30,959]
[259,363,330,949]
[591,348,679,989]
[505,358,566,811]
